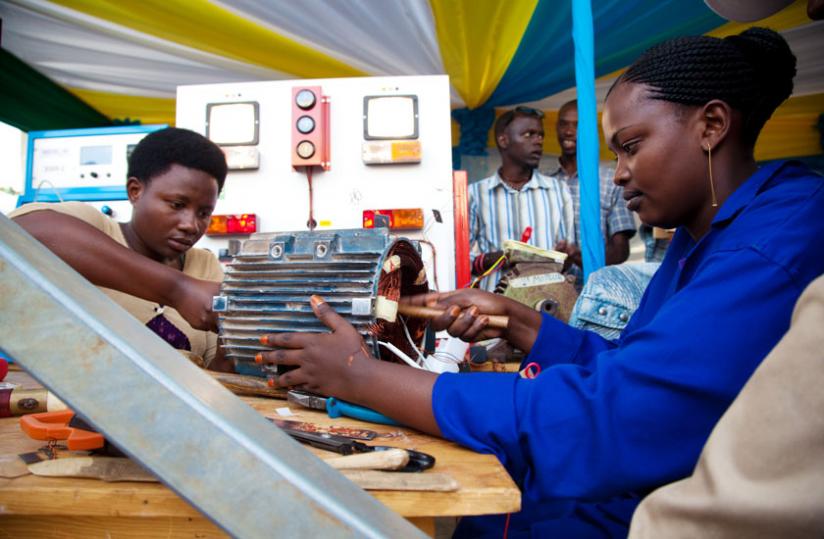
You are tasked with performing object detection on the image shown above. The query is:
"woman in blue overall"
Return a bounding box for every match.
[259,27,824,537]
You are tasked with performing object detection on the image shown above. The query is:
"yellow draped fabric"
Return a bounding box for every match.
[756,93,824,161]
[470,1,822,162]
[51,0,364,79]
[68,88,176,126]
[429,0,538,109]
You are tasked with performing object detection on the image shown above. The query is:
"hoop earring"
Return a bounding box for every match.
[706,144,719,208]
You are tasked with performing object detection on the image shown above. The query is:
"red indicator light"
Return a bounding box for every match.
[207,213,257,236]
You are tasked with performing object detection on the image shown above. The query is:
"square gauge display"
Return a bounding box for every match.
[363,95,419,140]
[206,102,260,145]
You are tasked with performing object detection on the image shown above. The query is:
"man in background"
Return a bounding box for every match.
[468,107,574,291]
[549,100,636,277]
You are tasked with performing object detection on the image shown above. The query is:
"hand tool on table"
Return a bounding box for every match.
[272,420,435,473]
[324,448,409,471]
[397,304,509,329]
[207,370,288,399]
[19,409,123,456]
[26,453,418,480]
[26,456,458,491]
[28,456,156,482]
[1,386,68,418]
[338,470,458,492]
[287,389,401,426]
[269,418,377,440]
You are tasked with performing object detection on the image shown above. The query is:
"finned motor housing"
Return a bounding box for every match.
[213,228,429,377]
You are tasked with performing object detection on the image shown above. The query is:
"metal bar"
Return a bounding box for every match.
[0,213,423,538]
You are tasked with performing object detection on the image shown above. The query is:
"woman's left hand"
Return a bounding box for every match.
[257,296,373,399]
[260,296,441,435]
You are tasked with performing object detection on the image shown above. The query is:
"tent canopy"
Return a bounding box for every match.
[1,0,822,160]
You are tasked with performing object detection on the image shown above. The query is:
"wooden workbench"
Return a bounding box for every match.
[0,369,520,537]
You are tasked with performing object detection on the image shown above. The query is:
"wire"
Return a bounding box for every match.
[377,340,422,369]
[399,316,426,363]
[400,315,463,369]
[417,239,440,292]
[428,348,462,365]
[305,166,316,230]
[469,253,507,289]
[34,180,64,203]
[419,203,455,292]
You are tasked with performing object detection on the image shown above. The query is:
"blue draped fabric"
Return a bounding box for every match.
[450,1,728,279]
[470,0,724,282]
[451,106,496,170]
[572,0,604,279]
[487,0,725,107]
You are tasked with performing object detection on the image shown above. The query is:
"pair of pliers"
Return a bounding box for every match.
[19,410,124,457]
[287,390,400,426]
[274,422,435,472]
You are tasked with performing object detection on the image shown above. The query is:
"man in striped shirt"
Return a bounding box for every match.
[550,100,637,276]
[469,107,574,291]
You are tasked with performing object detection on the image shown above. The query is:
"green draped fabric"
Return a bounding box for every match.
[0,48,110,132]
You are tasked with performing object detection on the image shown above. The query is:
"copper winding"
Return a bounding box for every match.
[372,241,429,363]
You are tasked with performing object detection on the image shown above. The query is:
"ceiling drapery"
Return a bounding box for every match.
[1,0,821,159]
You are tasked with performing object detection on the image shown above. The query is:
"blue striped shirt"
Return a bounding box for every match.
[468,170,574,290]
[548,161,637,244]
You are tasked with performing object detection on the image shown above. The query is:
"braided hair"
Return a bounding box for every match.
[615,27,796,147]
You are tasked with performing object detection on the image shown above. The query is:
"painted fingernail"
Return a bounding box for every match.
[260,335,269,345]
[267,379,274,387]
[449,306,460,317]
[310,295,326,308]
[255,353,263,364]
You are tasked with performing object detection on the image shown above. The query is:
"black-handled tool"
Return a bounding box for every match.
[273,422,435,472]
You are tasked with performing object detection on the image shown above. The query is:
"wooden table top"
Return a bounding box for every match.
[0,369,520,521]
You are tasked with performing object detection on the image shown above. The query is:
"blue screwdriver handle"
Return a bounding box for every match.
[326,397,401,426]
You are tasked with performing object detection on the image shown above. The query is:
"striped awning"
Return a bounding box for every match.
[1,0,822,160]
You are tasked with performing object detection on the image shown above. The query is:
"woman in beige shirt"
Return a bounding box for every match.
[11,127,231,370]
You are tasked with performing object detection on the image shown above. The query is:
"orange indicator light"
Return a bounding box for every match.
[362,208,424,230]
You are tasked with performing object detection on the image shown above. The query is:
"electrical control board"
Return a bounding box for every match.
[18,125,167,206]
[177,75,457,290]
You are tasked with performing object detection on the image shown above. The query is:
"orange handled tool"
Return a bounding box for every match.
[19,410,105,451]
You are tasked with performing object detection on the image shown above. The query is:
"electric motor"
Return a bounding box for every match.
[212,228,429,377]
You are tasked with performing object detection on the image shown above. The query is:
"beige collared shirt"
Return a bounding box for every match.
[630,274,824,538]
[10,201,223,364]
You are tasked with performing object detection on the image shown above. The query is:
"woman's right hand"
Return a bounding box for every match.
[401,289,544,351]
[171,276,221,332]
[400,289,513,342]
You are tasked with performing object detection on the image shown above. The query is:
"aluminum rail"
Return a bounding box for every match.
[0,213,423,538]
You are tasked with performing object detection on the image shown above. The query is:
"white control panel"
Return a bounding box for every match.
[31,132,150,190]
